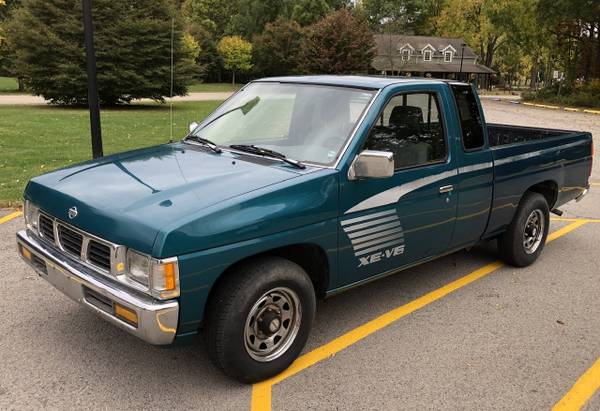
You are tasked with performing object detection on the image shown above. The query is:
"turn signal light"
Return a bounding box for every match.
[114,304,138,327]
[19,244,32,260]
[163,262,176,290]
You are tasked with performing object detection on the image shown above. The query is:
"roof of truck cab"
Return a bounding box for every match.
[255,75,461,90]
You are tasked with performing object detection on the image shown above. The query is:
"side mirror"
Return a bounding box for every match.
[189,122,199,133]
[348,150,394,181]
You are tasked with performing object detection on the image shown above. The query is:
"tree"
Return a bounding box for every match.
[252,18,304,77]
[217,35,252,84]
[6,0,196,105]
[435,0,509,69]
[291,0,332,26]
[228,0,294,38]
[300,9,375,74]
[181,0,240,37]
[358,0,441,34]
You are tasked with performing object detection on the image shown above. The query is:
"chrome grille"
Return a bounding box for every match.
[57,224,83,257]
[39,215,55,242]
[87,240,111,271]
[36,211,122,274]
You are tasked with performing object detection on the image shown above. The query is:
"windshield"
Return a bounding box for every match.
[191,82,376,166]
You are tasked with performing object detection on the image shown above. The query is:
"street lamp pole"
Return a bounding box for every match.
[459,43,466,82]
[82,0,103,159]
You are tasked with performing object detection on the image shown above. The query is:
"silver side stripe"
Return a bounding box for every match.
[458,162,493,174]
[494,139,588,166]
[343,215,399,232]
[340,209,396,226]
[347,221,402,239]
[345,169,458,214]
[350,227,403,243]
[353,232,404,250]
[355,238,405,256]
[341,208,405,258]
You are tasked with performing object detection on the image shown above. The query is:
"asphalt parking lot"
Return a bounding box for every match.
[0,101,599,410]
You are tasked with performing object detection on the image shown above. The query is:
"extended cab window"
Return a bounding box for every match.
[364,92,447,170]
[451,84,485,150]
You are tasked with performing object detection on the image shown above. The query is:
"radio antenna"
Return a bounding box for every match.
[169,17,175,143]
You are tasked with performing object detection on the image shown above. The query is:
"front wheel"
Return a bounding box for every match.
[498,192,550,267]
[205,257,316,383]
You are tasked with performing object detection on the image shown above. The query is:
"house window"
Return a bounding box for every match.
[424,50,432,61]
[444,51,453,62]
[402,49,410,61]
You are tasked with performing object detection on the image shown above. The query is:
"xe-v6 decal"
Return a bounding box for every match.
[340,209,405,267]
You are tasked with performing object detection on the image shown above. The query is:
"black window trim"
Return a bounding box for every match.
[449,83,487,153]
[361,89,450,173]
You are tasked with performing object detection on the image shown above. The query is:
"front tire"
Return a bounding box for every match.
[205,257,316,383]
[498,192,549,267]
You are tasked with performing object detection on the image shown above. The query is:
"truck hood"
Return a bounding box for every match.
[25,143,302,254]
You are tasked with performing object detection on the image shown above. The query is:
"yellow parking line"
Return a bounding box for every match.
[564,107,580,112]
[583,109,600,115]
[250,220,588,411]
[551,217,600,223]
[0,211,22,225]
[552,356,600,411]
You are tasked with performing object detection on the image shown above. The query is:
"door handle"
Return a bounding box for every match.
[439,185,454,194]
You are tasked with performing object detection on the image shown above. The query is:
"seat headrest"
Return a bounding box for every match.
[389,105,423,139]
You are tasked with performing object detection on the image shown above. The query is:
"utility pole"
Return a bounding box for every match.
[82,0,103,158]
[459,43,466,82]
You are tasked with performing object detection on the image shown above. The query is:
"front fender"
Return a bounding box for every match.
[175,217,338,336]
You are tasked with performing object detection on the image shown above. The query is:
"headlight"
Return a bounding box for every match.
[126,249,179,299]
[24,200,40,233]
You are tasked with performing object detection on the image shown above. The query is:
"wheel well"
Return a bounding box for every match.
[204,244,329,324]
[525,180,558,209]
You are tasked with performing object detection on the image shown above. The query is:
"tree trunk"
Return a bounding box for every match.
[232,71,235,85]
[529,58,538,90]
[18,77,25,92]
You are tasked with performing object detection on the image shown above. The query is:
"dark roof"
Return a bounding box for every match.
[374,34,478,58]
[255,75,467,90]
[372,56,495,74]
[373,34,495,74]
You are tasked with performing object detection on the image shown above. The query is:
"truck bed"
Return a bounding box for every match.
[483,123,593,238]
[487,124,581,147]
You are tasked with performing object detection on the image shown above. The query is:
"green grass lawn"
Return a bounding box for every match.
[188,82,243,93]
[0,100,222,206]
[0,76,22,94]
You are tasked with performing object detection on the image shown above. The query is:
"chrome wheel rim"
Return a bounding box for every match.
[523,209,545,254]
[244,287,302,362]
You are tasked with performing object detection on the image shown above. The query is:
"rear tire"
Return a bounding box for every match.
[498,192,549,267]
[205,256,316,383]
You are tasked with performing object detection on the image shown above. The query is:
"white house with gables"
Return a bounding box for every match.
[372,35,495,87]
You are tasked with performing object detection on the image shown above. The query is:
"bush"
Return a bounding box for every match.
[6,0,197,105]
[523,80,600,109]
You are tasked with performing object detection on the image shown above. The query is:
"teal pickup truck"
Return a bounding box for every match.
[17,76,592,382]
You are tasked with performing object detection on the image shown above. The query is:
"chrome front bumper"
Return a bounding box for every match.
[16,230,179,345]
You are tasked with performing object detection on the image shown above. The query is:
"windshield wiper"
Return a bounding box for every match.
[229,144,306,169]
[184,135,222,153]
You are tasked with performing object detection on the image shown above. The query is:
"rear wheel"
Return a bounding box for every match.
[205,257,315,383]
[498,192,549,267]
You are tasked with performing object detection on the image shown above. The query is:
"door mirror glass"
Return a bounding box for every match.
[348,150,394,180]
[189,122,199,134]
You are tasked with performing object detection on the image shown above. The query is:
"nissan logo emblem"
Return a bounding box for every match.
[68,206,78,219]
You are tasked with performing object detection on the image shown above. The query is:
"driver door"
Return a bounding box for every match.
[337,88,459,287]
